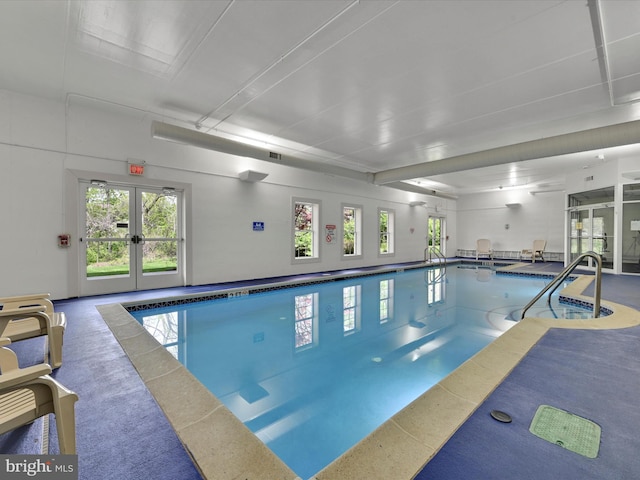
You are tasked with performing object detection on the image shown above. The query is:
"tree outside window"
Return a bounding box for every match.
[293,199,320,261]
[379,208,395,255]
[342,204,362,258]
[295,202,313,258]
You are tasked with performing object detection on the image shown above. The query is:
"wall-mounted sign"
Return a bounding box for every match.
[253,221,265,231]
[325,224,336,243]
[128,163,145,176]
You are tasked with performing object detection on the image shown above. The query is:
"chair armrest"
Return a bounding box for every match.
[0,364,52,389]
[0,293,51,304]
[0,295,54,315]
[0,306,47,318]
[0,338,10,347]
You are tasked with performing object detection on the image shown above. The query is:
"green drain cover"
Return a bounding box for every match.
[529,405,601,458]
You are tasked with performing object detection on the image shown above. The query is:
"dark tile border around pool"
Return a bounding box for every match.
[124,260,608,318]
[123,261,439,312]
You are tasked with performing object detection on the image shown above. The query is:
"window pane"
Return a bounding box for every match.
[379,211,388,253]
[294,203,313,258]
[294,202,316,259]
[343,207,355,255]
[379,209,394,254]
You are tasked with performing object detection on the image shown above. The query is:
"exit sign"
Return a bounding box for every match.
[128,162,145,176]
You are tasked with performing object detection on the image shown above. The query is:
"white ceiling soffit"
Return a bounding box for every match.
[151,120,459,199]
[373,119,640,184]
[152,119,640,199]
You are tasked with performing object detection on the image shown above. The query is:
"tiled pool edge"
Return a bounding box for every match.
[96,265,640,480]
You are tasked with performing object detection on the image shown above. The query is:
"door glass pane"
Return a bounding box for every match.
[568,187,614,206]
[141,191,178,274]
[593,207,614,269]
[428,217,444,256]
[85,187,130,277]
[568,210,589,265]
[623,202,640,273]
[623,183,640,202]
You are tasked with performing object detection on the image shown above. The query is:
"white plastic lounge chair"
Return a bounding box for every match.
[0,338,78,454]
[476,239,493,260]
[0,294,66,369]
[520,240,546,263]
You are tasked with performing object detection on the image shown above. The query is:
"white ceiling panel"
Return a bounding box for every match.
[1,0,640,196]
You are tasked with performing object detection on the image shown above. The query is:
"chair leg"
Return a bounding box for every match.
[54,391,78,454]
[48,325,64,369]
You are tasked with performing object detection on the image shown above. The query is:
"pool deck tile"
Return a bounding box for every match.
[312,417,435,480]
[178,406,297,480]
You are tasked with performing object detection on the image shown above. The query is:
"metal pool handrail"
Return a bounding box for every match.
[425,246,445,263]
[520,251,602,320]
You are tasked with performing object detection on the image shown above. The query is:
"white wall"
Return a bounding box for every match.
[13,90,637,298]
[0,90,456,299]
[456,188,565,253]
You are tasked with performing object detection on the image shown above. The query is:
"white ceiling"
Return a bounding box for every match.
[2,0,640,196]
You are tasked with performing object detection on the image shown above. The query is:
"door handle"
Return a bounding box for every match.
[128,234,145,245]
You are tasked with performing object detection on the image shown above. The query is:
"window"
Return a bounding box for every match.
[379,279,394,324]
[378,208,395,255]
[293,198,320,262]
[342,204,363,258]
[343,285,361,335]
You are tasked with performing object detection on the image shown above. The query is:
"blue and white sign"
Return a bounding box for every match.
[252,221,265,231]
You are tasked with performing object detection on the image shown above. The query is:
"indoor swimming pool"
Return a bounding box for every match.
[130,265,598,478]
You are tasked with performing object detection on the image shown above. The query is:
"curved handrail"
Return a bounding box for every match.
[425,246,445,264]
[520,251,602,320]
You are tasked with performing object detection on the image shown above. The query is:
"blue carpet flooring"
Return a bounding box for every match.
[416,326,640,479]
[0,294,203,479]
[2,260,640,479]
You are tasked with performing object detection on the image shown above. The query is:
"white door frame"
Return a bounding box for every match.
[67,170,190,297]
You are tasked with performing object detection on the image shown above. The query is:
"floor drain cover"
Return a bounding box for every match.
[529,405,601,458]
[490,410,512,423]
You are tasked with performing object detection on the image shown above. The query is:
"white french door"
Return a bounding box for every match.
[568,205,614,271]
[80,181,183,296]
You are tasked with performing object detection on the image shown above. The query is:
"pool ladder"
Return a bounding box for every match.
[425,246,445,264]
[520,251,603,320]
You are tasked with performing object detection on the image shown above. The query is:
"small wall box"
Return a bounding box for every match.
[58,234,71,248]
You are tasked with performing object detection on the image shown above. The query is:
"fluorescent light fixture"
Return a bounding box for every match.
[409,201,426,207]
[238,170,269,182]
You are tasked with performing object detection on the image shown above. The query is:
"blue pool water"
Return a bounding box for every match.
[131,266,596,478]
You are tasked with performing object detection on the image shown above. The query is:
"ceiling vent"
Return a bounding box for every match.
[622,171,640,180]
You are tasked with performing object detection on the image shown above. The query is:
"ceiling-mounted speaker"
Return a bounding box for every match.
[238,170,269,182]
